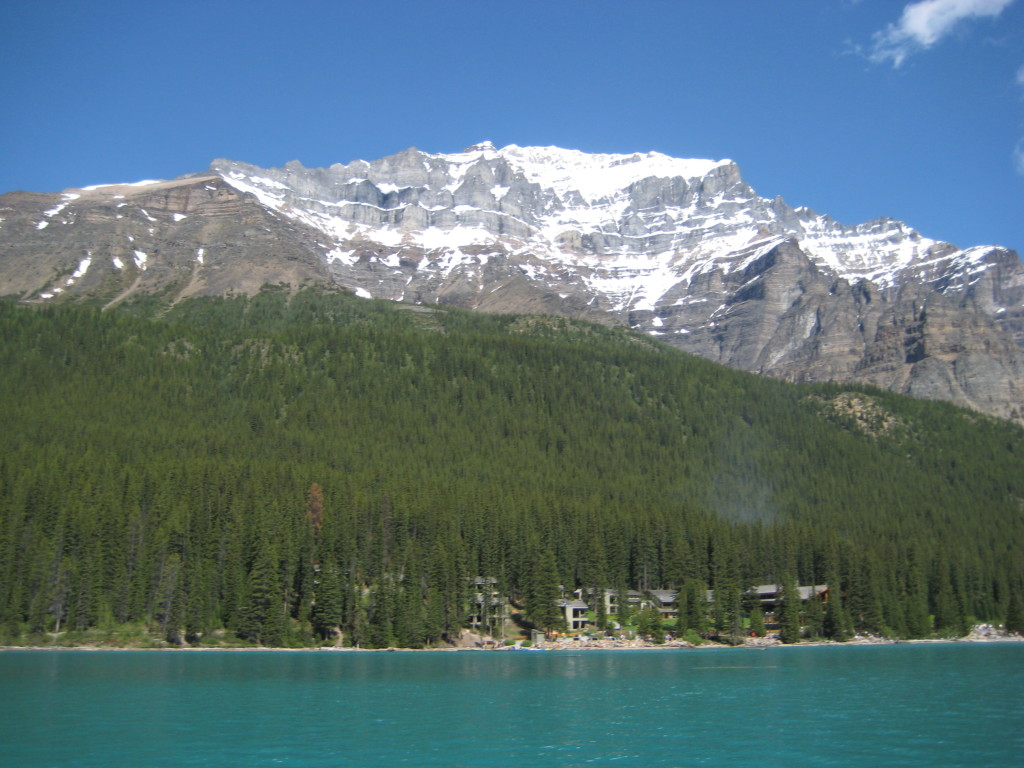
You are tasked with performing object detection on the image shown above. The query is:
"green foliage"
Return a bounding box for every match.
[1006,593,1024,635]
[712,540,743,642]
[683,582,708,636]
[635,606,662,639]
[526,549,563,633]
[311,559,344,641]
[0,290,1021,647]
[777,573,802,644]
[747,606,766,638]
[822,593,850,642]
[681,628,704,646]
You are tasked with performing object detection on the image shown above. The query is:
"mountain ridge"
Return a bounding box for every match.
[2,142,1022,420]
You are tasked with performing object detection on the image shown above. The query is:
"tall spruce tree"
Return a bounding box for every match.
[748,603,766,637]
[932,560,967,638]
[903,548,932,638]
[777,573,802,644]
[238,540,286,646]
[395,580,426,649]
[615,584,634,630]
[1005,593,1024,635]
[311,559,344,642]
[803,591,825,639]
[712,541,742,643]
[594,589,608,632]
[526,548,563,633]
[821,587,850,642]
[685,581,708,636]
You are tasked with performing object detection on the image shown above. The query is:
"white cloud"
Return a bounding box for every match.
[869,0,1016,66]
[1017,63,1024,87]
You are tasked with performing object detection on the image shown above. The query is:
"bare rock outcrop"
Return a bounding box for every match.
[2,143,1021,421]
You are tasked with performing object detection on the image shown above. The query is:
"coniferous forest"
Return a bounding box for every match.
[1,286,1022,647]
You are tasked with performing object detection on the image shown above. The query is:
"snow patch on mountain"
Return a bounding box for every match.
[449,143,728,202]
[211,144,1016,318]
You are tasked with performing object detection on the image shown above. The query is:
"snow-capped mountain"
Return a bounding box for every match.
[211,142,1011,303]
[1,143,1022,420]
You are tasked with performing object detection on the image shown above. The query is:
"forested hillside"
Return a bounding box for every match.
[1,287,1022,647]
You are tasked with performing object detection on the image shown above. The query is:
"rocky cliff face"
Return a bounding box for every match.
[2,143,1022,421]
[0,176,331,308]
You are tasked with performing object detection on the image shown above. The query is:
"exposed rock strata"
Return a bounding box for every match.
[1,144,1021,421]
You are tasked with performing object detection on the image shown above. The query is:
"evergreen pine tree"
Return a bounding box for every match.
[344,584,368,648]
[712,541,742,643]
[526,548,563,633]
[1005,593,1024,635]
[748,604,766,637]
[904,549,932,638]
[395,581,426,649]
[184,562,212,645]
[673,588,689,635]
[615,585,633,630]
[368,578,398,649]
[803,591,825,639]
[238,542,284,645]
[423,586,445,645]
[685,581,707,636]
[594,588,608,632]
[821,588,850,642]
[932,562,967,638]
[311,559,344,642]
[778,573,802,644]
[636,605,657,639]
[154,552,184,644]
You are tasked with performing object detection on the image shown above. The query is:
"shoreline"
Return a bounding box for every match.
[3,633,1022,653]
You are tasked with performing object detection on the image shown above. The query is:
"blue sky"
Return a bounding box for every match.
[2,0,1022,253]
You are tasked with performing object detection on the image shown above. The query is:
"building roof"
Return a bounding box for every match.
[556,599,589,609]
[648,589,678,604]
[749,584,828,599]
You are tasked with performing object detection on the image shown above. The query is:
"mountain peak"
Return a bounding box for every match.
[4,143,1022,421]
[461,141,496,153]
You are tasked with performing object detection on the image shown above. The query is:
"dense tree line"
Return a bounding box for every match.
[0,287,1022,646]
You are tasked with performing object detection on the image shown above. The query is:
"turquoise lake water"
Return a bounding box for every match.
[1,643,1021,767]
